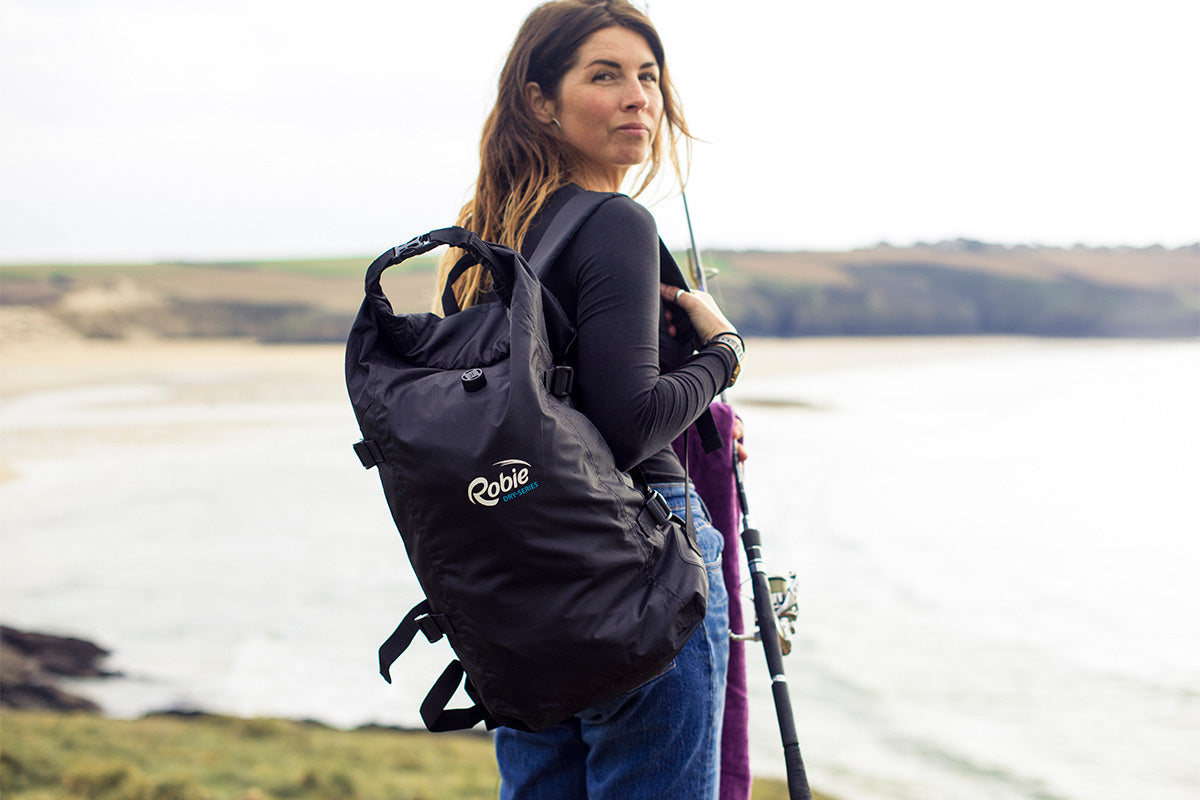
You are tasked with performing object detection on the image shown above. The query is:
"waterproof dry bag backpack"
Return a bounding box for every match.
[345,190,708,733]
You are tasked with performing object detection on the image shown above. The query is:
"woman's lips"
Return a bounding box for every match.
[617,124,649,136]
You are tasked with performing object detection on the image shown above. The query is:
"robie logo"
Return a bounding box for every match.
[467,459,540,506]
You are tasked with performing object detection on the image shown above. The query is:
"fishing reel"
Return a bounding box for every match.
[732,571,799,655]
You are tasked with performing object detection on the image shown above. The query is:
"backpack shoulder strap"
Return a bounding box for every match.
[529,188,618,277]
[530,188,724,454]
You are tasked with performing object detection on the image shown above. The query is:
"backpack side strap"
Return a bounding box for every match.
[378,601,499,732]
[421,661,498,732]
[378,600,454,683]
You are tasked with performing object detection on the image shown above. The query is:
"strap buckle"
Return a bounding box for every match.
[543,366,574,396]
[416,612,455,644]
[394,234,429,259]
[353,439,383,469]
[644,490,673,527]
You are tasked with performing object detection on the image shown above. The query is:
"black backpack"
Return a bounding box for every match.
[345,190,709,732]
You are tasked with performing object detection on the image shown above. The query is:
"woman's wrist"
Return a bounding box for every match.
[704,331,742,348]
[703,332,744,388]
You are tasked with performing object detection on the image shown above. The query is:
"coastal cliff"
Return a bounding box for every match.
[0,626,115,711]
[2,241,1196,343]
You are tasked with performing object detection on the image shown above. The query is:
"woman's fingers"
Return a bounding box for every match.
[659,283,737,342]
[733,416,748,463]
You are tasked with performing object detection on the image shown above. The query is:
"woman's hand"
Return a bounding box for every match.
[658,283,737,343]
[733,415,749,464]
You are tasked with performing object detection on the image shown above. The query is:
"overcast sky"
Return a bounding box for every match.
[2,0,1197,263]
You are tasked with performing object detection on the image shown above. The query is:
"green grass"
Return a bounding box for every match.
[1,711,813,800]
[2,712,497,800]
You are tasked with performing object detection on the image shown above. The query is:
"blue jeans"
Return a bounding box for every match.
[495,482,730,800]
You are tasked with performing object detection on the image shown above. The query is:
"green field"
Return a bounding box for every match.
[1,711,816,800]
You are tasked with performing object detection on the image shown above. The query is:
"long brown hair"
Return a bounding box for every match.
[432,0,691,312]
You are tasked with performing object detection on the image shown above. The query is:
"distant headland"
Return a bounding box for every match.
[2,240,1196,342]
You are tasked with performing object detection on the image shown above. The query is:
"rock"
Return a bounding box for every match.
[0,625,117,711]
[1,626,115,677]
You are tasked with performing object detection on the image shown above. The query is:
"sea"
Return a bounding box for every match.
[1,337,1197,800]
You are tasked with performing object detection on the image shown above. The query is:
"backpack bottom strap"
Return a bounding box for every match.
[379,601,498,732]
[378,600,454,683]
[421,660,498,732]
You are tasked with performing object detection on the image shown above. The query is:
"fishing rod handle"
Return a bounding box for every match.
[784,743,813,800]
[733,452,751,520]
[744,527,812,798]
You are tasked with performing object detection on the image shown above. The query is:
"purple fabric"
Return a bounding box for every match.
[672,402,750,800]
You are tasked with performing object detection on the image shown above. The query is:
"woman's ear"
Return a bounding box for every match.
[525,82,557,126]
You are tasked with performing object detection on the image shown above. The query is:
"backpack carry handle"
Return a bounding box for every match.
[365,226,587,362]
[440,252,481,316]
[364,227,521,321]
[365,192,617,359]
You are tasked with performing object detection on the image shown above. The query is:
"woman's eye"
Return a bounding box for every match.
[592,71,614,82]
[640,72,659,83]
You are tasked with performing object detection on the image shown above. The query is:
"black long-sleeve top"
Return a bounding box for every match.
[520,185,735,482]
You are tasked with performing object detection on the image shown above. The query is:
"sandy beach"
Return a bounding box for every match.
[1,332,1076,397]
[0,333,1123,481]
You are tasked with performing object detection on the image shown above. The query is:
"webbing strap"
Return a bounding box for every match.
[695,409,722,454]
[378,602,498,732]
[420,661,498,732]
[684,428,695,545]
[440,253,479,316]
[378,600,453,683]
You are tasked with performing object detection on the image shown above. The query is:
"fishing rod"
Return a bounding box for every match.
[682,191,813,800]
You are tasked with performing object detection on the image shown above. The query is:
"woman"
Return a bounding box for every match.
[434,2,745,797]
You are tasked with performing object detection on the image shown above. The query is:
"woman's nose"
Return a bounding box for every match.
[622,83,649,110]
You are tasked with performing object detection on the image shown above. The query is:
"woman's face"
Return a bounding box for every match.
[532,26,664,192]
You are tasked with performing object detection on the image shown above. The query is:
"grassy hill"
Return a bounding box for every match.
[702,241,1199,337]
[2,242,1196,343]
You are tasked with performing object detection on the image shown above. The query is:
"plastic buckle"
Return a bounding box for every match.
[353,439,383,469]
[416,613,454,644]
[645,490,672,526]
[544,366,574,396]
[395,234,429,259]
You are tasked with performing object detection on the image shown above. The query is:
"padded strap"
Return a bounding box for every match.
[528,189,618,277]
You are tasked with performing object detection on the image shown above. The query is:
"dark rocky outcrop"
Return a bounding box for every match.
[0,625,118,711]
